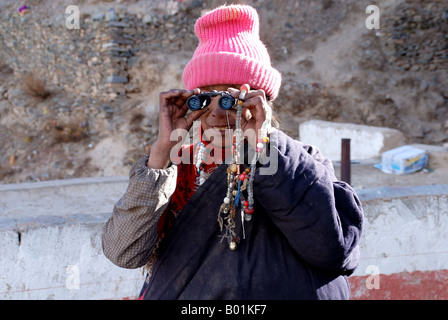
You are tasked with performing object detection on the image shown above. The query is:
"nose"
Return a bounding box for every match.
[208,97,230,119]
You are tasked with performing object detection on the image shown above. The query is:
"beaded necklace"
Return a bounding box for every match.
[193,141,207,186]
[217,85,271,251]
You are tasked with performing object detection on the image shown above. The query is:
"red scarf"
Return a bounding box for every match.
[157,126,230,239]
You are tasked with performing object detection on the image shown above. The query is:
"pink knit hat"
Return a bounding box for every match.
[182,5,281,100]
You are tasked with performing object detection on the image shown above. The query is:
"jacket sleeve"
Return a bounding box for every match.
[102,156,177,269]
[254,129,363,274]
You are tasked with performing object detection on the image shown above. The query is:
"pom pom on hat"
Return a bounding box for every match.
[182,5,282,100]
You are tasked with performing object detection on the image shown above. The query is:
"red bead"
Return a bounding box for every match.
[245,207,254,215]
[239,174,246,181]
[243,201,249,207]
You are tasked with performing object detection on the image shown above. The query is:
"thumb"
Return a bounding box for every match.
[184,108,207,129]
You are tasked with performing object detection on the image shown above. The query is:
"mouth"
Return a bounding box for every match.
[202,124,236,146]
[207,122,236,130]
[211,125,233,131]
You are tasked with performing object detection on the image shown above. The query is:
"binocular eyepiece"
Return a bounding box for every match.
[186,91,236,111]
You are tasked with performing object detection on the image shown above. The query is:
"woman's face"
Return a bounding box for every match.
[198,84,251,148]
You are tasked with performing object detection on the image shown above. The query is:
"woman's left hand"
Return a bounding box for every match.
[227,85,271,148]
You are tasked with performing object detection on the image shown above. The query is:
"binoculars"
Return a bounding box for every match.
[186,91,237,111]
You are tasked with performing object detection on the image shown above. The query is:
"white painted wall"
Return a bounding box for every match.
[1,177,447,299]
[353,185,448,277]
[0,177,145,300]
[299,120,405,161]
[1,217,144,300]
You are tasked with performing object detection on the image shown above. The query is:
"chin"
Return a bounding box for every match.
[202,127,233,149]
[204,138,229,149]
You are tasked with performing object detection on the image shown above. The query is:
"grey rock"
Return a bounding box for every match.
[106,22,130,28]
[92,12,105,22]
[105,76,128,83]
[105,9,118,22]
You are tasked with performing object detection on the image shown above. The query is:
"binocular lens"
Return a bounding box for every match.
[186,92,236,111]
[186,95,211,111]
[186,96,201,111]
[218,95,235,110]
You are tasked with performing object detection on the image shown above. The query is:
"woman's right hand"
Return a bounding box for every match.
[147,88,206,169]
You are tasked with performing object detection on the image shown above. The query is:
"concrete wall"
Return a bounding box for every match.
[299,120,405,161]
[0,176,144,300]
[349,184,448,299]
[1,177,447,299]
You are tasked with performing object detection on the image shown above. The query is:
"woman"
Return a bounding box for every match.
[102,4,363,300]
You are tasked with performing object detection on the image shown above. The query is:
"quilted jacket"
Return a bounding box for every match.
[102,129,363,299]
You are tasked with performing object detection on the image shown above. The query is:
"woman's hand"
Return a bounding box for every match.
[147,88,206,169]
[227,85,272,148]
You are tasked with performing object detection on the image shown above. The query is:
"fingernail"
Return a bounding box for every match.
[240,84,250,92]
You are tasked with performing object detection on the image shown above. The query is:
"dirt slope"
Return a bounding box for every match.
[0,0,446,184]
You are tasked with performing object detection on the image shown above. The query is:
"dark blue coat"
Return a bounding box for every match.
[140,129,363,299]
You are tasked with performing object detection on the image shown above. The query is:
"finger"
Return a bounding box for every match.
[227,85,250,98]
[184,107,208,128]
[244,89,266,101]
[165,88,200,97]
[160,89,201,112]
[227,86,266,101]
[239,84,251,99]
[227,87,240,99]
[160,88,200,103]
[242,95,265,111]
[159,89,182,100]
[180,88,201,98]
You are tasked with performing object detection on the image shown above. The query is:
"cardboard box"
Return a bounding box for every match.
[381,145,428,175]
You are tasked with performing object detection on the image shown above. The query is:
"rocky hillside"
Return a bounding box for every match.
[0,0,447,183]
